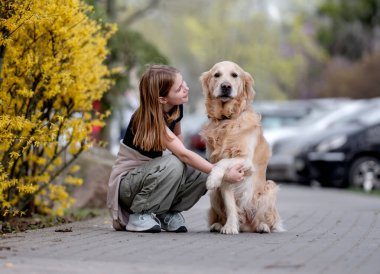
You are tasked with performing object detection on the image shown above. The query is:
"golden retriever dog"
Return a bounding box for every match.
[200,61,284,234]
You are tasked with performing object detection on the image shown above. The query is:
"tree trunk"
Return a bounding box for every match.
[106,0,117,20]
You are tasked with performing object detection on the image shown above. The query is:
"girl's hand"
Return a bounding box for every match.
[223,162,245,184]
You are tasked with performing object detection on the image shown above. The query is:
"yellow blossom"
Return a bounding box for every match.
[64,176,83,186]
[69,165,81,173]
[0,0,115,218]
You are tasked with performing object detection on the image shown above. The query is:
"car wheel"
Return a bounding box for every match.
[348,157,380,192]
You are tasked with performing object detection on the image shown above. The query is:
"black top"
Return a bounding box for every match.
[122,105,183,158]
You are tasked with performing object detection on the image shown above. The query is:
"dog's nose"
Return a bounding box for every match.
[220,82,231,96]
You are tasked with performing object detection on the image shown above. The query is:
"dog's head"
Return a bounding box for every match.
[200,61,255,119]
[200,61,255,103]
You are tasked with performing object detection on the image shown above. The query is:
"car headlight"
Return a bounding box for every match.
[316,135,347,152]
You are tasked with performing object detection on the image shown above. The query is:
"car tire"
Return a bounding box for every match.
[348,156,380,191]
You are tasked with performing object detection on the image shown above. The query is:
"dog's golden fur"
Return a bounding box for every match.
[200,61,283,234]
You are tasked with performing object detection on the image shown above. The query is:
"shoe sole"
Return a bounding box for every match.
[174,226,188,233]
[162,226,188,233]
[126,224,161,233]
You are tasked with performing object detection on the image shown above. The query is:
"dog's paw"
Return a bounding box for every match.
[206,166,224,190]
[206,176,220,190]
[220,224,239,235]
[210,223,223,232]
[256,223,270,234]
[206,163,227,190]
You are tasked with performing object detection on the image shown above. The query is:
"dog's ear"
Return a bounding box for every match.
[200,70,212,96]
[243,71,255,102]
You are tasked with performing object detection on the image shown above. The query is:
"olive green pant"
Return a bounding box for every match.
[119,155,208,215]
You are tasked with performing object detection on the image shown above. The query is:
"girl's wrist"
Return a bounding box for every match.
[210,163,216,174]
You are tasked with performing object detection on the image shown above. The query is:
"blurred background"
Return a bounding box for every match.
[89,0,380,192]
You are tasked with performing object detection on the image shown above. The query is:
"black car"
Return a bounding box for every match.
[295,120,380,191]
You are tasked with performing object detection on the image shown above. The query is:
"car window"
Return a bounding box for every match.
[261,116,301,130]
[364,108,380,125]
[333,105,380,127]
[295,101,366,130]
[295,108,336,127]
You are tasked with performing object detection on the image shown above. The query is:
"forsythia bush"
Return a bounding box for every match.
[0,0,116,218]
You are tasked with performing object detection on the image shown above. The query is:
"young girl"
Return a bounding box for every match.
[107,64,245,233]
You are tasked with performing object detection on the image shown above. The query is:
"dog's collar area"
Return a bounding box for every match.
[219,115,231,120]
[208,115,231,120]
[208,110,246,120]
[206,101,248,121]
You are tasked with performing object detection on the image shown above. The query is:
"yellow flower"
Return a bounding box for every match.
[9,152,20,159]
[64,176,83,186]
[0,0,115,217]
[69,165,81,173]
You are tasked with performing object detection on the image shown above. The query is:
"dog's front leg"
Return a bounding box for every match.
[206,164,225,190]
[206,158,248,190]
[220,187,239,234]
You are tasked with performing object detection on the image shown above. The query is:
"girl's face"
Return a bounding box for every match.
[163,73,189,108]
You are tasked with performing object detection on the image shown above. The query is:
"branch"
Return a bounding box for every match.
[0,45,5,86]
[123,0,161,26]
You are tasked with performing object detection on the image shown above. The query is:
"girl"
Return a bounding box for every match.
[107,64,245,233]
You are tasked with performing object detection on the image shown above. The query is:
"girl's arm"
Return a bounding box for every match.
[173,121,184,143]
[164,127,244,183]
[165,126,212,173]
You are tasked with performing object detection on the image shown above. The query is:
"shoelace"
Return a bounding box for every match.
[152,214,161,226]
[139,214,161,226]
[165,213,184,226]
[138,214,148,221]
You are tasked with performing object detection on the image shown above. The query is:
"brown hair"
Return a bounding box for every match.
[131,64,181,151]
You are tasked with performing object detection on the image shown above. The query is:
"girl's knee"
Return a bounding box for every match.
[163,155,185,177]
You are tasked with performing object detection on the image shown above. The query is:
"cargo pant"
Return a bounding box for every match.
[118,155,208,215]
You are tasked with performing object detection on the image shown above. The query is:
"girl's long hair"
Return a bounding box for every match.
[132,64,181,151]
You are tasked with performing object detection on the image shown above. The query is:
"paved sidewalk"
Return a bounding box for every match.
[1,185,380,274]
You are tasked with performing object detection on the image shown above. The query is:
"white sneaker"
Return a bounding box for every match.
[157,212,187,233]
[126,213,161,233]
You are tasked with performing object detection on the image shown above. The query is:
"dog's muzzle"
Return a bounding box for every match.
[218,81,232,100]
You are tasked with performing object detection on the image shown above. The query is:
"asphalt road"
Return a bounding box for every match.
[1,185,380,274]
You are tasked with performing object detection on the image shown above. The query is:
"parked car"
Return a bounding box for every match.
[267,98,380,183]
[295,106,380,191]
[254,98,350,132]
[253,100,314,131]
[264,99,362,147]
[185,99,343,156]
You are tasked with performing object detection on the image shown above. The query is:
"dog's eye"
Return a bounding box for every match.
[231,72,238,78]
[214,72,220,78]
